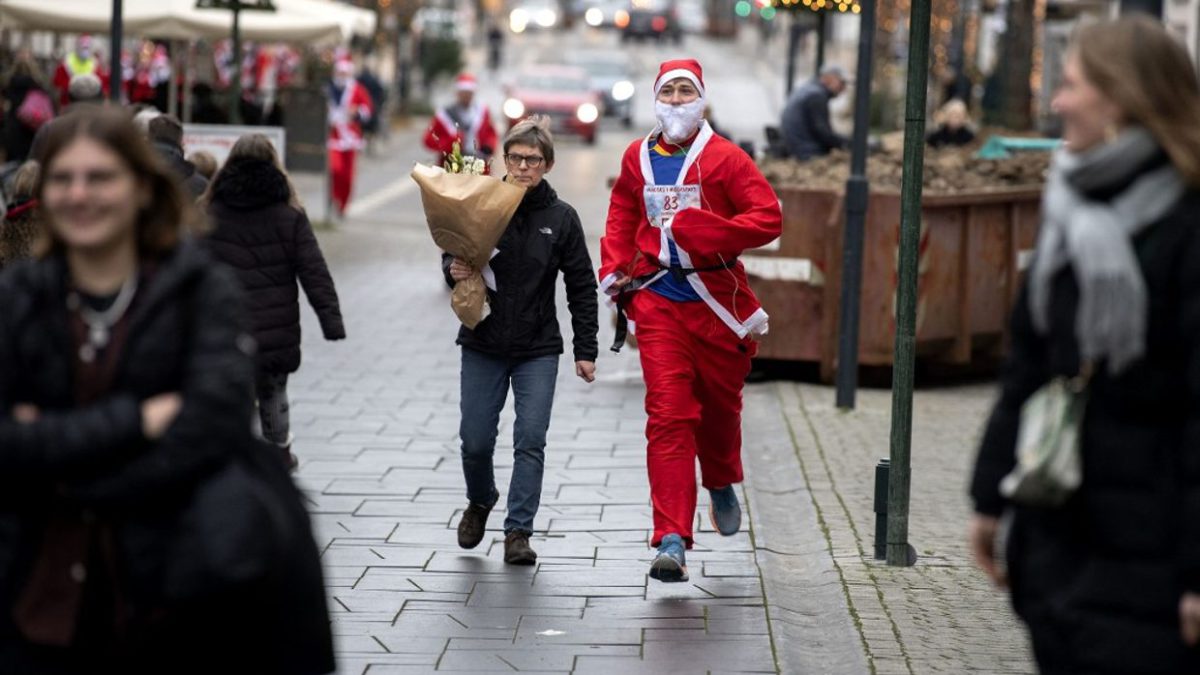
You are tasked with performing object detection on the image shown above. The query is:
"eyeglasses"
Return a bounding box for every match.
[504,153,545,168]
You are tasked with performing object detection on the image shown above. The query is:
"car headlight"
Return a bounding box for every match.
[536,9,557,27]
[585,7,604,26]
[510,9,529,33]
[503,98,526,119]
[611,80,635,102]
[576,103,600,124]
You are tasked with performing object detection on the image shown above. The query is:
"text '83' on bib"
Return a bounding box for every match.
[644,185,700,229]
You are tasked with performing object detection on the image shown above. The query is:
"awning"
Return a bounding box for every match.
[0,0,375,44]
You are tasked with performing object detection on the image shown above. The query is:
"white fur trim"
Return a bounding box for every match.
[599,271,623,295]
[654,68,705,97]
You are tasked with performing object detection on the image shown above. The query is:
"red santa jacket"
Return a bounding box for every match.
[423,104,499,162]
[52,55,110,107]
[327,79,374,152]
[599,121,782,338]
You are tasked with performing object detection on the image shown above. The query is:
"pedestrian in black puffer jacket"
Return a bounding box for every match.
[0,107,333,674]
[203,134,345,468]
[442,116,598,566]
[969,18,1200,675]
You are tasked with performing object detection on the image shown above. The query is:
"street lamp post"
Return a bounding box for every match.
[195,0,278,124]
[110,0,123,103]
[833,0,876,410]
[887,0,932,567]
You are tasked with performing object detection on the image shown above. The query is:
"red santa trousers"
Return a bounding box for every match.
[631,289,756,549]
[329,148,357,214]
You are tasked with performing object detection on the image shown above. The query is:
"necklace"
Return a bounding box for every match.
[66,271,139,364]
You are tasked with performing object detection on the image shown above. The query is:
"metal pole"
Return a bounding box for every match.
[815,11,827,75]
[183,41,195,124]
[230,6,242,124]
[835,0,877,410]
[109,0,123,103]
[167,41,180,118]
[873,459,890,560]
[786,17,803,97]
[887,0,932,568]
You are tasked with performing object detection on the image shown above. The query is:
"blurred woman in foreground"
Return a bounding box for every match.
[970,17,1200,674]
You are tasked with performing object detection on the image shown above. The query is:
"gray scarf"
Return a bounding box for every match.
[1030,127,1186,375]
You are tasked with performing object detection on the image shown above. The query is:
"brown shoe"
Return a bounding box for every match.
[457,489,499,549]
[504,531,537,566]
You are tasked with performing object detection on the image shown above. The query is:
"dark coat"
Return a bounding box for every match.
[152,141,208,202]
[205,158,345,375]
[780,79,848,161]
[0,242,335,673]
[442,179,598,362]
[3,75,42,163]
[971,169,1200,674]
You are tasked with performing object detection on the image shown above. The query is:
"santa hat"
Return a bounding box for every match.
[653,59,705,98]
[455,73,478,92]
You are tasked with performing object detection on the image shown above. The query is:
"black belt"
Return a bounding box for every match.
[610,257,739,353]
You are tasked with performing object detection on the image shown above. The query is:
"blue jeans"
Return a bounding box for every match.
[460,348,559,534]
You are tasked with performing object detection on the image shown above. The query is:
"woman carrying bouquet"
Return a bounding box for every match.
[442,115,598,565]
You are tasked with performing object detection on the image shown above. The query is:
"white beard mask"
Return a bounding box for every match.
[654,98,706,143]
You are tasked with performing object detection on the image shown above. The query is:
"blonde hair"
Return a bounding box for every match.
[503,115,555,165]
[1072,16,1200,187]
[11,160,40,200]
[187,150,218,180]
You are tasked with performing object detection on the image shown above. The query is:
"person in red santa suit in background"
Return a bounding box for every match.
[327,58,374,218]
[422,73,498,171]
[599,59,782,583]
[52,35,110,107]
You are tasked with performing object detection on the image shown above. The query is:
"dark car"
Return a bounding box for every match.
[619,0,683,44]
[503,65,602,145]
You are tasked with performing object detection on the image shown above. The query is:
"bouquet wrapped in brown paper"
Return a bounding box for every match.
[411,147,525,329]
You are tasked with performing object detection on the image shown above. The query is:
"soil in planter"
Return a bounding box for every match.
[760,131,1051,195]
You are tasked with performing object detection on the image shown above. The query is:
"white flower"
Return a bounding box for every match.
[473,158,487,175]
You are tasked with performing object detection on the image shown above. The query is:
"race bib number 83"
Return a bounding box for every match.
[644,185,701,229]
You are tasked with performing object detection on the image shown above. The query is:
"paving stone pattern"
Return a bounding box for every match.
[773,383,1037,674]
[284,128,1037,674]
[290,209,786,674]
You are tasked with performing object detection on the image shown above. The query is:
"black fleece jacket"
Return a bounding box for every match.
[442,179,598,362]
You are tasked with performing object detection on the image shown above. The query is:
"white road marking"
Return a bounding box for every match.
[346,176,416,218]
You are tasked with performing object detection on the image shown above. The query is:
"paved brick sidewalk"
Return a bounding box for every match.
[290,194,801,674]
[772,382,1036,674]
[283,122,1035,673]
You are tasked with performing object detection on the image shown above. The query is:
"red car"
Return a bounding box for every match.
[502,65,601,145]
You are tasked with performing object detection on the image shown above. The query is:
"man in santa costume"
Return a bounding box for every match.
[422,73,498,170]
[600,59,782,582]
[327,58,374,218]
[53,35,110,107]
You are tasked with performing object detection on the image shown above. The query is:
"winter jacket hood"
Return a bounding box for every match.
[210,157,292,210]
